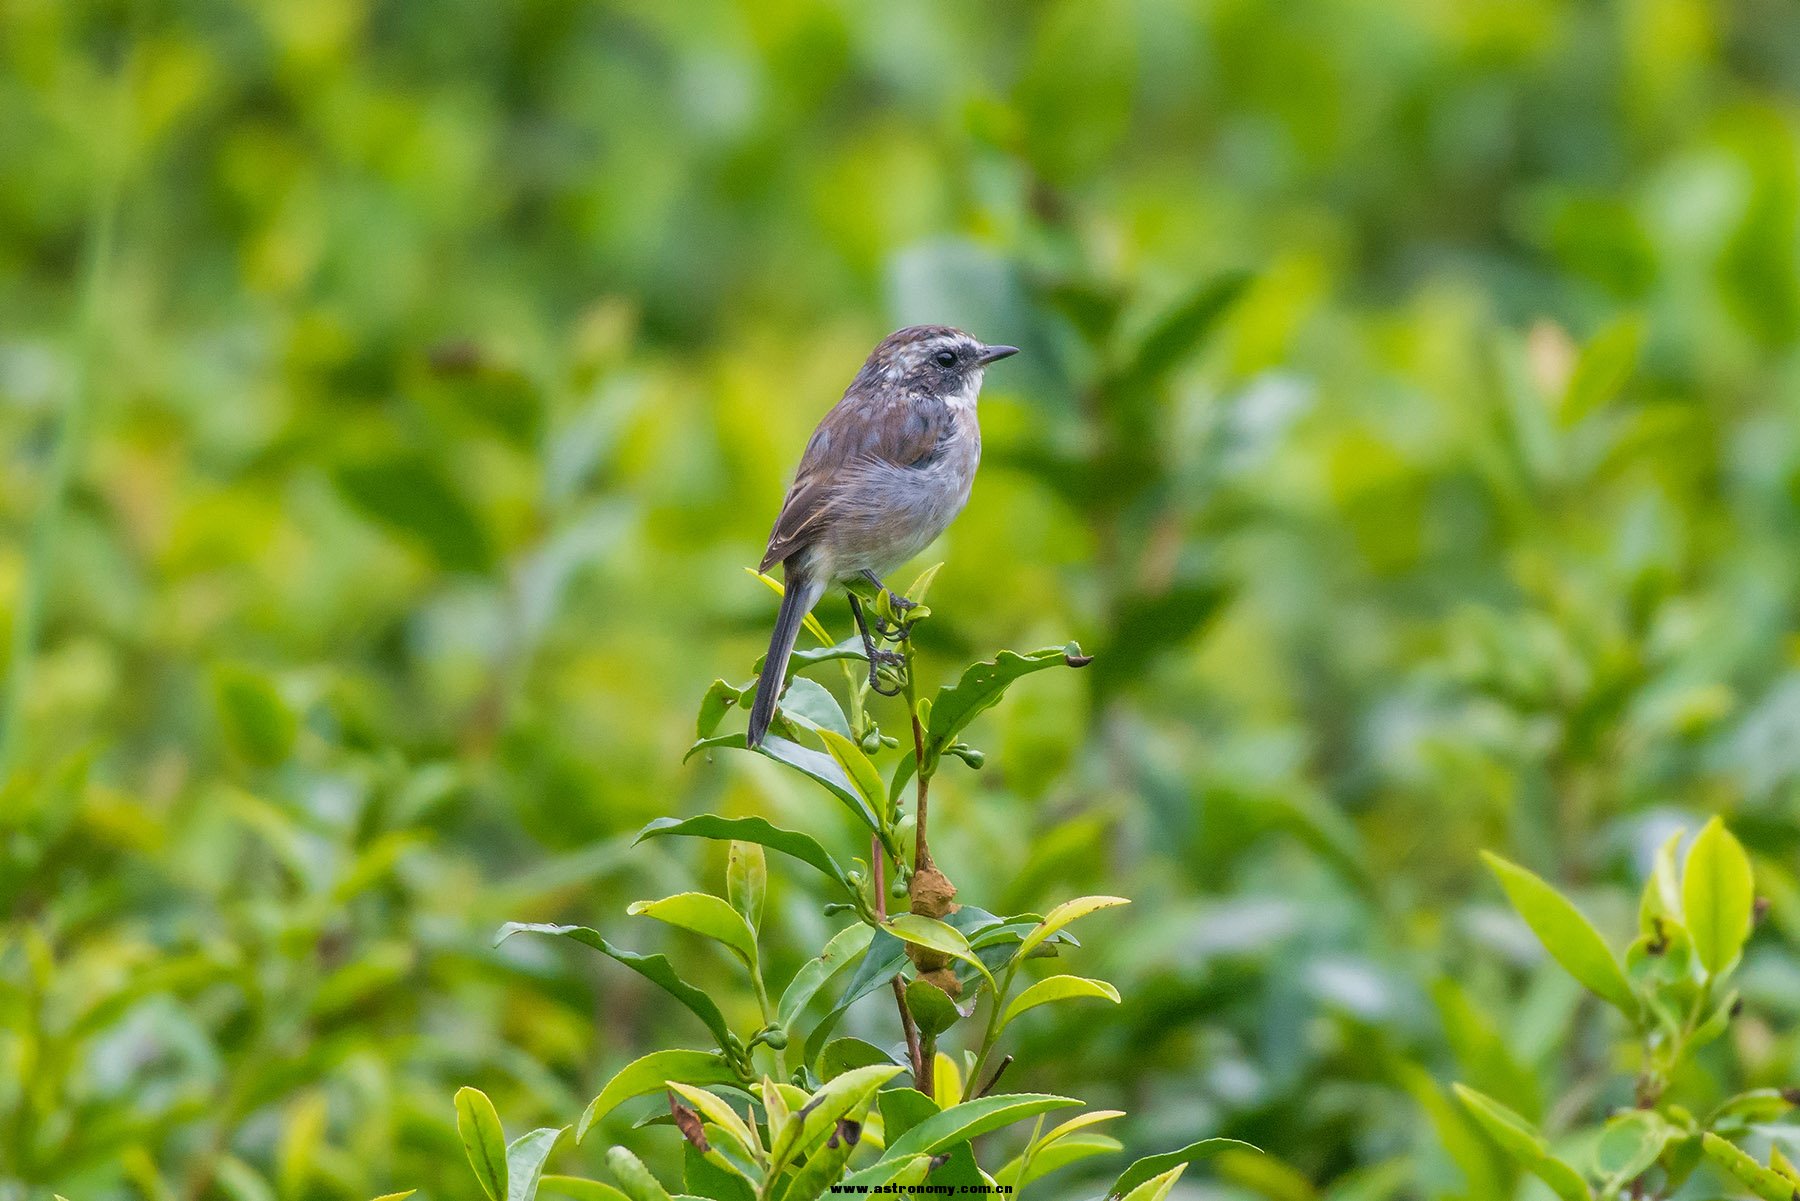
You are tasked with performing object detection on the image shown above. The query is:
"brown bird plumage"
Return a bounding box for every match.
[746,325,1018,747]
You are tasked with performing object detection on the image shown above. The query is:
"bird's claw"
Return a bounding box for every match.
[872,592,917,642]
[867,648,907,696]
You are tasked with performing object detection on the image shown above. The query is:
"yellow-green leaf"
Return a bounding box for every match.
[816,727,888,823]
[1120,1165,1188,1201]
[1701,1133,1796,1201]
[1560,314,1644,426]
[726,841,766,933]
[1682,818,1754,976]
[666,1082,760,1163]
[1482,854,1636,1015]
[455,1087,509,1201]
[1001,975,1121,1029]
[1016,896,1130,961]
[882,914,994,993]
[1454,1084,1590,1201]
[538,1179,630,1201]
[627,892,758,969]
[603,1148,673,1201]
[996,1133,1124,1189]
[577,1051,740,1140]
[768,1063,904,1176]
[1037,1109,1126,1150]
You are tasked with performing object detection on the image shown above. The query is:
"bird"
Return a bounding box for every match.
[745,325,1019,748]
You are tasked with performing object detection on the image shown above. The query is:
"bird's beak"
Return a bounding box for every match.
[977,344,1020,365]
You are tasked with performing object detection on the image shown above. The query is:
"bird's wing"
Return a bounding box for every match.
[759,393,949,571]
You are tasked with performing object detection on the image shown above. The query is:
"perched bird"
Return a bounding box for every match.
[746,325,1018,748]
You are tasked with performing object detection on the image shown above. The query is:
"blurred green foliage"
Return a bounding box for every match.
[5,0,1800,1197]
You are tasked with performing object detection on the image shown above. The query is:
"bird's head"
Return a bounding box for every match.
[853,325,1019,406]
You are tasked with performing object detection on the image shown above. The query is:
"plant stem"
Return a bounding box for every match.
[874,833,928,1089]
[750,963,786,1078]
[964,960,1020,1102]
[910,708,931,871]
[898,640,932,872]
[893,976,927,1095]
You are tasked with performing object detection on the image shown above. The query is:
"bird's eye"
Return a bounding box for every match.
[934,350,957,367]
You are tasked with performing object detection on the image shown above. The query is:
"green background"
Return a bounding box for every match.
[5,0,1800,1196]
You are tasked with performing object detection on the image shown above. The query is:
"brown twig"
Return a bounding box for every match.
[876,833,928,1090]
[976,1055,1013,1098]
[896,977,930,1096]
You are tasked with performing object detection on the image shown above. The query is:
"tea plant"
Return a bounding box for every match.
[448,571,1255,1199]
[1456,819,1798,1201]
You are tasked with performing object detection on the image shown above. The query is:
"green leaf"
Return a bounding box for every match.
[1639,829,1685,936]
[878,1089,940,1145]
[507,1127,569,1201]
[666,1083,759,1162]
[802,930,909,1067]
[817,1036,901,1080]
[1000,974,1120,1028]
[1701,1133,1797,1201]
[1708,1088,1800,1129]
[1016,896,1130,962]
[904,562,944,605]
[773,1085,879,1201]
[695,680,747,739]
[767,1064,904,1177]
[775,678,851,739]
[1482,854,1637,1015]
[628,891,759,969]
[211,663,297,767]
[1682,818,1755,976]
[778,924,875,1028]
[539,1179,630,1201]
[1560,314,1644,426]
[1594,1111,1671,1185]
[682,733,883,835]
[923,645,1092,774]
[334,452,494,573]
[757,636,869,678]
[882,914,995,992]
[1453,1084,1591,1201]
[816,727,888,824]
[1119,1166,1188,1201]
[997,1133,1124,1189]
[603,1148,674,1201]
[577,1051,740,1140]
[904,976,964,1037]
[1107,1139,1259,1197]
[846,1093,1080,1185]
[636,815,859,904]
[455,1087,509,1201]
[681,1146,755,1201]
[726,842,765,933]
[497,924,734,1053]
[1037,1109,1126,1148]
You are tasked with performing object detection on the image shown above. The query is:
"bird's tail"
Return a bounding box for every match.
[747,567,827,748]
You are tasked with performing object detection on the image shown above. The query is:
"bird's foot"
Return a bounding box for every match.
[867,647,907,696]
[872,593,917,642]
